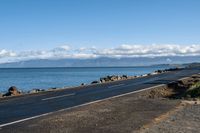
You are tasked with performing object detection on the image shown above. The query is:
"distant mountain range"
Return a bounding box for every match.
[0,56,199,68]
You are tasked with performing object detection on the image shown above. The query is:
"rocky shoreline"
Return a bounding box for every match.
[0,67,181,98]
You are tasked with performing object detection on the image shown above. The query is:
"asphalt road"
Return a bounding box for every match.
[0,67,200,128]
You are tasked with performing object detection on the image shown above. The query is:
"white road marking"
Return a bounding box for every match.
[0,84,165,128]
[42,93,75,101]
[108,84,125,88]
[0,113,53,128]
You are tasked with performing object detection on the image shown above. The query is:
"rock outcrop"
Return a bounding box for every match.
[3,86,21,97]
[98,75,129,84]
[154,67,182,74]
[91,81,99,84]
[29,89,45,93]
[81,83,86,86]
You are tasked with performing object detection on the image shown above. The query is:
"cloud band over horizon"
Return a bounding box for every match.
[0,44,200,63]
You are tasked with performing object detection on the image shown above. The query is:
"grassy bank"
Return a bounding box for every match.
[185,82,200,99]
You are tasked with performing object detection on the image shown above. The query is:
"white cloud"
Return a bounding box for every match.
[53,45,71,51]
[0,49,16,58]
[0,44,200,63]
[58,45,70,51]
[95,44,200,57]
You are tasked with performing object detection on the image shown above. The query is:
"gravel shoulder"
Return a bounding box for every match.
[139,101,200,133]
[0,93,180,133]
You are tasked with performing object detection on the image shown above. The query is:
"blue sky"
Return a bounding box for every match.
[0,0,200,63]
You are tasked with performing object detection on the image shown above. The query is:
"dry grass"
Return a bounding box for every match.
[185,82,200,99]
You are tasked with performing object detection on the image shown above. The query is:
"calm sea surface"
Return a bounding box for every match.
[0,66,171,93]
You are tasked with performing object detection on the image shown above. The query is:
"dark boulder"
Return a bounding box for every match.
[104,77,111,82]
[3,86,21,97]
[110,75,121,81]
[155,70,163,73]
[100,77,110,82]
[122,75,128,79]
[81,83,86,86]
[29,89,45,93]
[100,75,129,83]
[100,78,106,83]
[91,81,99,84]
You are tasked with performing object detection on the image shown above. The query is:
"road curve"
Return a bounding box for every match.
[0,67,200,128]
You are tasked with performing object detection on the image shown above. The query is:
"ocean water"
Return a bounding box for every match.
[0,66,171,93]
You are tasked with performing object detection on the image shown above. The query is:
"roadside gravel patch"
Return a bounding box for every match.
[1,95,180,133]
[140,102,200,133]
